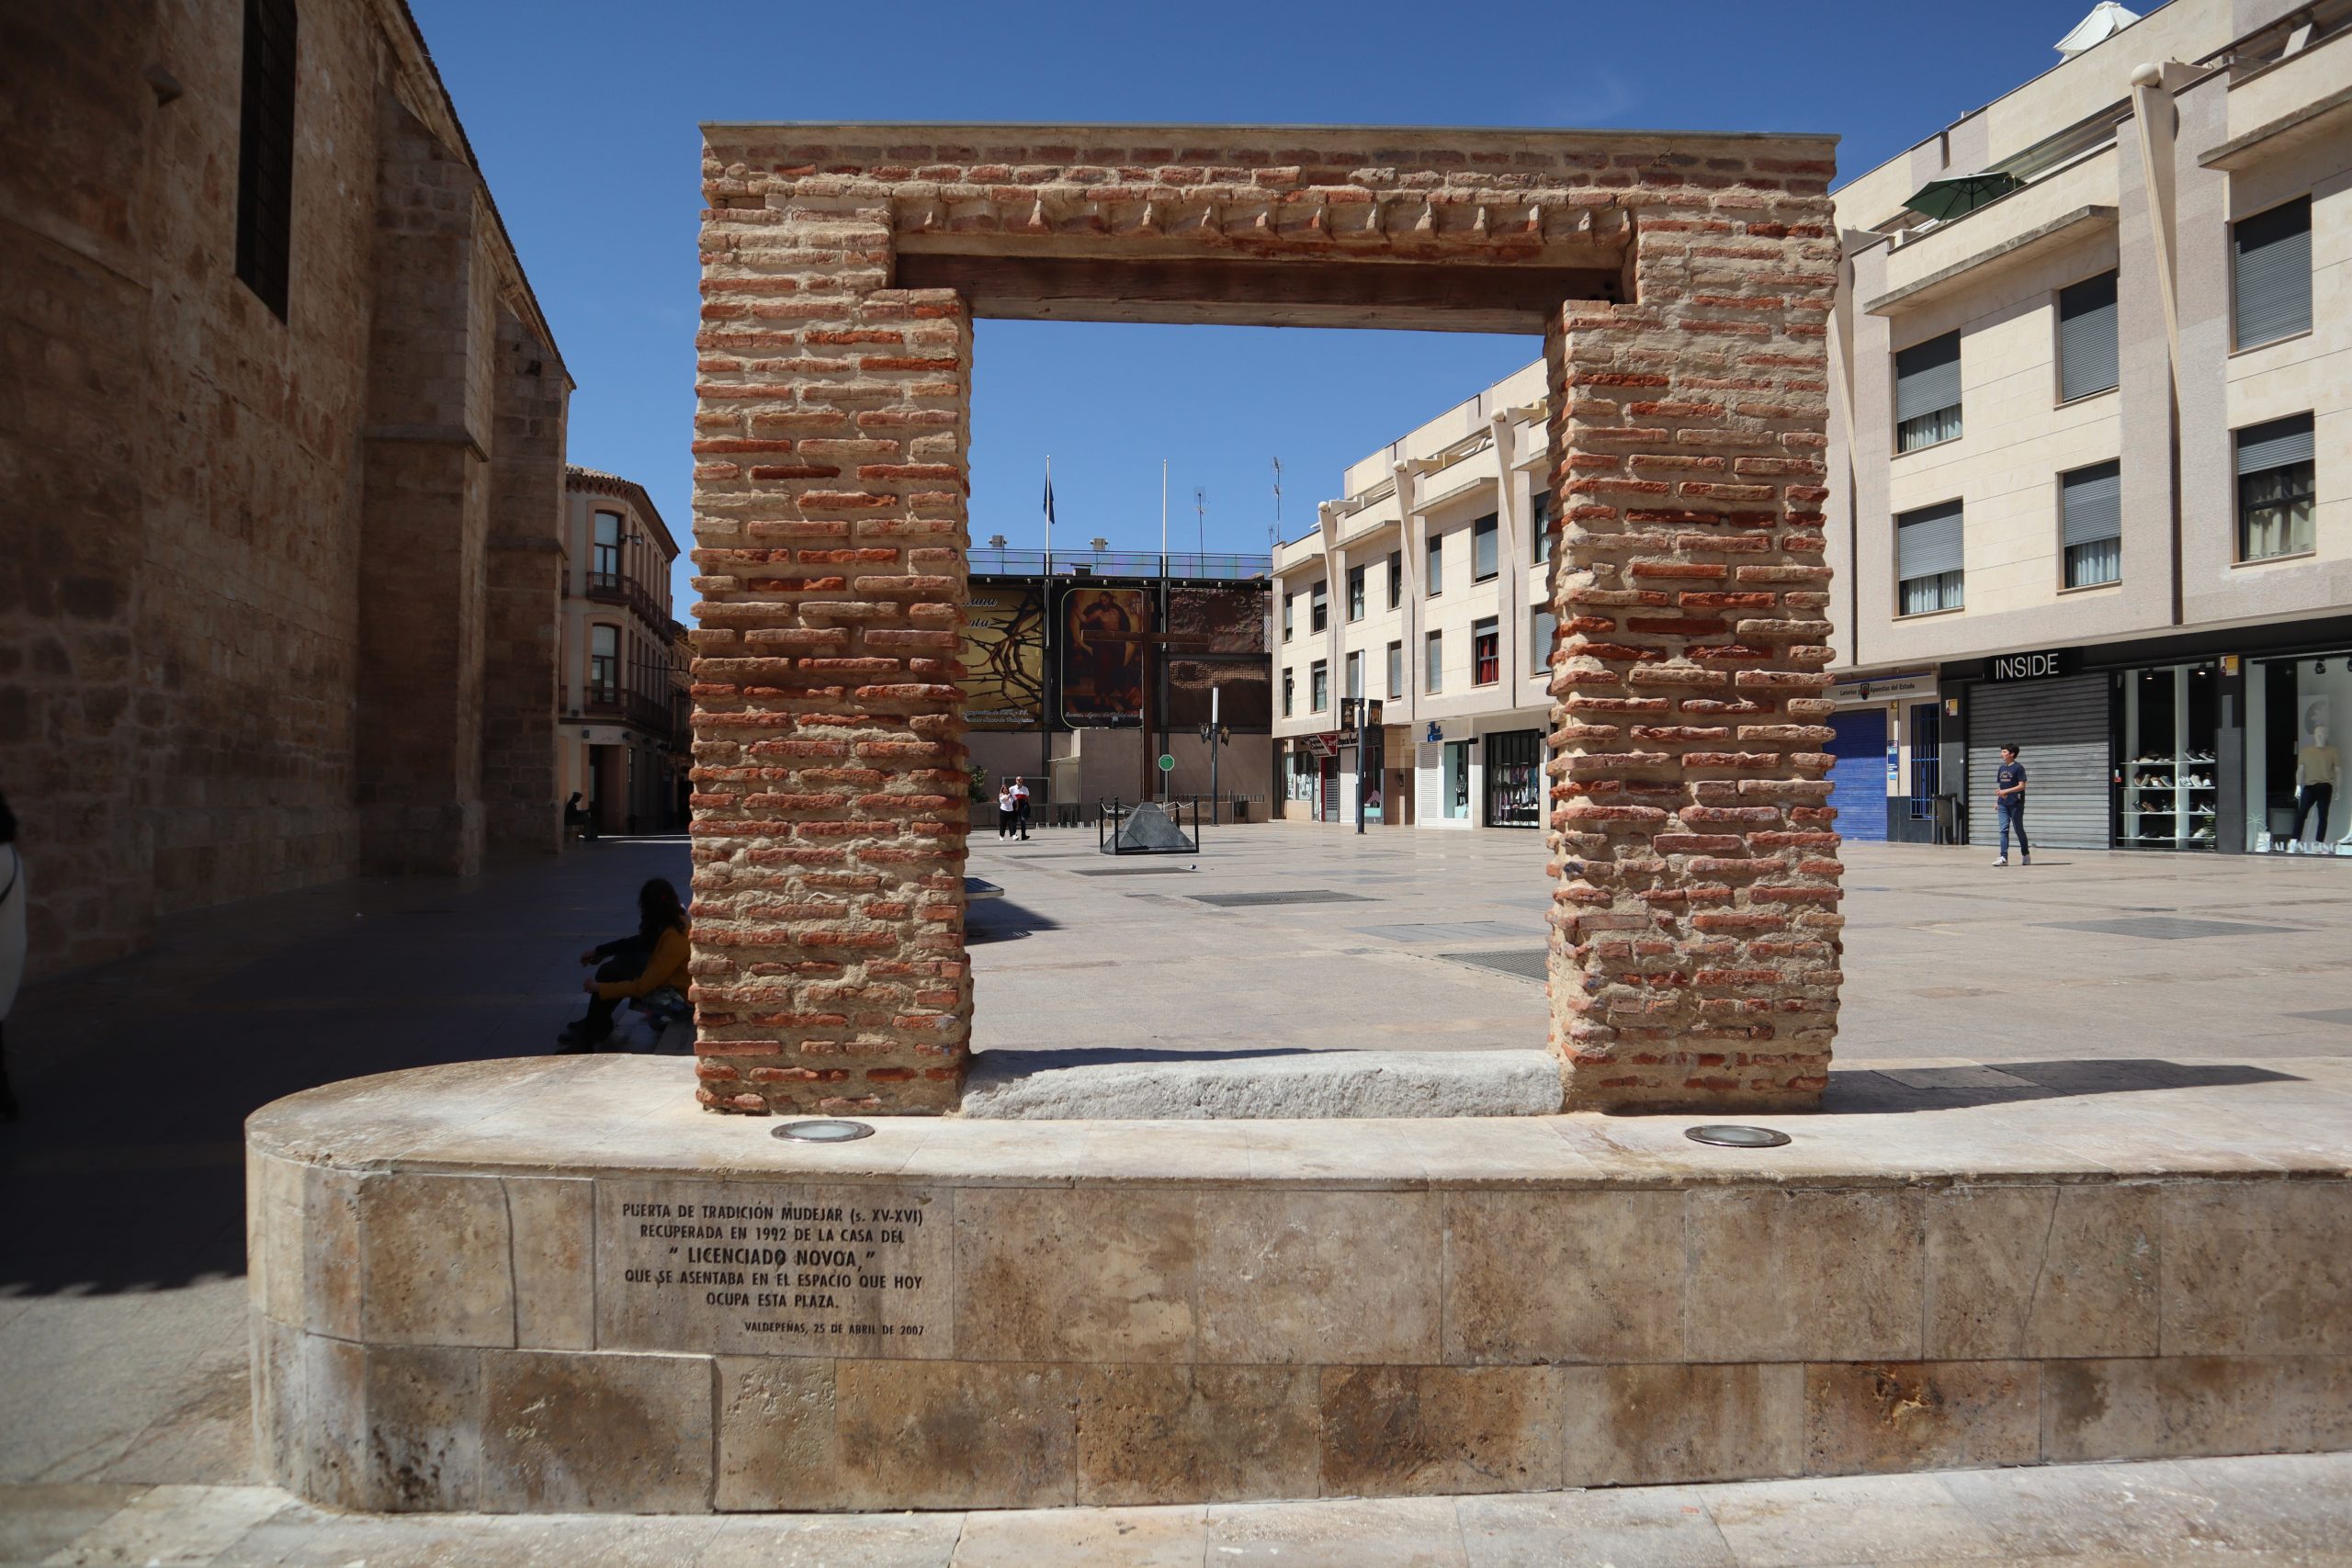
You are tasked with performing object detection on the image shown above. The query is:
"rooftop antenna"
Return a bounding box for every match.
[1272,457,1283,550]
[1193,487,1206,556]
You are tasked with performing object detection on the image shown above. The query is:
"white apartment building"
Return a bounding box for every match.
[1826,0,2352,857]
[1272,362,1559,829]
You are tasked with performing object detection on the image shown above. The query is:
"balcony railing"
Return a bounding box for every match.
[585,570,671,629]
[583,688,684,738]
[969,548,1272,581]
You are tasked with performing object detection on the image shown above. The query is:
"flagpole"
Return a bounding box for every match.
[1159,459,1168,572]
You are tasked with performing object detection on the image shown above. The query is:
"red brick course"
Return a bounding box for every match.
[694,124,1840,1113]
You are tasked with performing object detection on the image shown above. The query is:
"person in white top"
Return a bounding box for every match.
[1007,778,1032,840]
[995,785,1018,840]
[0,789,22,1121]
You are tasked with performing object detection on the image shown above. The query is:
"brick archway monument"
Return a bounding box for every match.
[689,123,1843,1116]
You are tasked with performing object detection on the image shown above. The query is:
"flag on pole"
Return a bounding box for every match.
[1042,468,1056,526]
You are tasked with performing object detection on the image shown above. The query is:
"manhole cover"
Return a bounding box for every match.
[1191,890,1375,907]
[1071,866,1197,876]
[2035,916,2302,941]
[1442,949,1549,981]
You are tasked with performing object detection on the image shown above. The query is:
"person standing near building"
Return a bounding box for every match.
[1008,777,1032,840]
[995,783,1018,840]
[1993,743,2030,868]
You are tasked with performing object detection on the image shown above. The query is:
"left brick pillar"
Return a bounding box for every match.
[688,157,973,1114]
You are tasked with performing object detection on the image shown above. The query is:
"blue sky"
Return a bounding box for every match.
[411,0,2132,606]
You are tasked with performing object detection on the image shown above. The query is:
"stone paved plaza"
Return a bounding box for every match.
[6,1453,2352,1565]
[967,821,2352,1066]
[6,826,2352,1555]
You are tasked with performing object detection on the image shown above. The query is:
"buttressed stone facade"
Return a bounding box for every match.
[691,123,1841,1114]
[0,0,571,976]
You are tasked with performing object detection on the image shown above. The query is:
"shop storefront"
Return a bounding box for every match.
[1943,618,2352,857]
[1483,728,1544,829]
[2245,649,2352,855]
[1826,671,1939,842]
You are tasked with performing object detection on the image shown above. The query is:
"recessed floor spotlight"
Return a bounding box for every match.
[1685,1124,1792,1148]
[773,1119,876,1143]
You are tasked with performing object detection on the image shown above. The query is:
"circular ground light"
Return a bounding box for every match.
[772,1119,876,1143]
[1684,1124,1792,1148]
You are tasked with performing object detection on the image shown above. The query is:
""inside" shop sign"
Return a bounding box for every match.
[1986,648,2076,682]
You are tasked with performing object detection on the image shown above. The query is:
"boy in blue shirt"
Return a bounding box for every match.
[1993,744,2030,867]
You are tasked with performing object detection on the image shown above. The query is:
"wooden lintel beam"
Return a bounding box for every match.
[894,253,1621,333]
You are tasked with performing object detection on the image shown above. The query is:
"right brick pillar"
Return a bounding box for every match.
[1544,186,1843,1111]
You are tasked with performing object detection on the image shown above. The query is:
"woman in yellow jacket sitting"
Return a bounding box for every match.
[558,877,689,1052]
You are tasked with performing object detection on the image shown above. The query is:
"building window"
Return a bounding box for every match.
[1424,630,1443,694]
[1385,640,1403,699]
[2233,196,2312,350]
[1281,593,1293,642]
[2057,272,2119,402]
[593,511,623,585]
[590,624,619,703]
[1345,649,1363,701]
[235,0,299,319]
[1310,660,1329,713]
[1346,563,1366,621]
[1473,616,1499,686]
[1473,513,1499,581]
[2061,460,2121,588]
[1282,668,1295,716]
[1895,500,1964,615]
[2237,412,2315,561]
[1309,581,1328,633]
[1531,491,1553,564]
[1532,607,1557,672]
[1894,331,1962,453]
[1386,549,1402,608]
[1426,532,1442,596]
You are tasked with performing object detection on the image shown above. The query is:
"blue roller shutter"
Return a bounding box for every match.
[1828,709,1890,842]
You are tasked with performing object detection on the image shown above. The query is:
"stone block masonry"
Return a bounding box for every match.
[690,123,1842,1112]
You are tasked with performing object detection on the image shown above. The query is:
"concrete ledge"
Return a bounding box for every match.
[960,1048,1565,1120]
[246,1056,2352,1514]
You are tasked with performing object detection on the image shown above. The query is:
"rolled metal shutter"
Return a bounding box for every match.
[1828,709,1889,842]
[2233,197,2312,348]
[2058,272,2119,401]
[1967,674,2111,850]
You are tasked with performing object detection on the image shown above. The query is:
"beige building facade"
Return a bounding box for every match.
[1272,363,1560,831]
[560,468,688,835]
[1826,0,2352,856]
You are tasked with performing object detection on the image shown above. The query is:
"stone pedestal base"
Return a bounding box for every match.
[248,1056,2352,1513]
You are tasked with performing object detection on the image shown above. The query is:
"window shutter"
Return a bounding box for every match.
[2237,412,2314,475]
[1896,501,1964,579]
[2061,461,2121,547]
[2058,273,2119,401]
[2233,197,2312,347]
[1895,333,1962,423]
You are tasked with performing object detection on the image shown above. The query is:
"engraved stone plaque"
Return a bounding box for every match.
[596,1180,950,1357]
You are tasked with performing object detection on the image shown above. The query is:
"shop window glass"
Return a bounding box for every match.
[1894,332,1962,452]
[2062,461,2121,588]
[2237,413,2315,561]
[1473,616,1499,686]
[2247,653,2352,853]
[2119,662,2219,850]
[1896,500,1964,615]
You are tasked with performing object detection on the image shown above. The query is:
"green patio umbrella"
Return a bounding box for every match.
[1904,171,2021,222]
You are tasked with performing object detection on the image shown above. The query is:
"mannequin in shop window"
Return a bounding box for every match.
[2295,725,2339,851]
